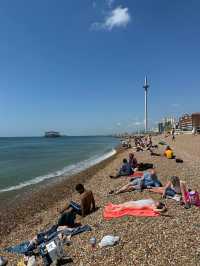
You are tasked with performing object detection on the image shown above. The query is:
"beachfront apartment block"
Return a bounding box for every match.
[157,117,176,133]
[179,113,200,131]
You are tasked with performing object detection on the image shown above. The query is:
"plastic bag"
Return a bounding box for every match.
[27,256,36,266]
[99,235,120,248]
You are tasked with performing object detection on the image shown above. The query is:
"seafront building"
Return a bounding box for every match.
[179,113,200,131]
[157,117,176,133]
[157,113,200,134]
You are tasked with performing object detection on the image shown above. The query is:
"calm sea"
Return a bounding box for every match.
[0,136,119,193]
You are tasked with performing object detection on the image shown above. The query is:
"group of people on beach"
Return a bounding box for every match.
[2,136,200,266]
[108,136,200,213]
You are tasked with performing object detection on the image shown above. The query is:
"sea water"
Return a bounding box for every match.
[0,136,119,193]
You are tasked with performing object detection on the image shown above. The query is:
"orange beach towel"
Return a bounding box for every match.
[103,203,160,220]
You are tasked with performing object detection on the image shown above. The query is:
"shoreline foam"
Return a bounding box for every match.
[0,148,116,193]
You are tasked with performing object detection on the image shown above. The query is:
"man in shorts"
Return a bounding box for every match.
[58,184,96,226]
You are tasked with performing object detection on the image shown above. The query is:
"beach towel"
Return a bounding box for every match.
[130,172,143,177]
[158,141,167,146]
[103,203,160,220]
[4,225,92,255]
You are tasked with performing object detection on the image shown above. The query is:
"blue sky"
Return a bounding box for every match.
[0,0,200,136]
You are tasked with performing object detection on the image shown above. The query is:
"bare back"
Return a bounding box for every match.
[80,190,95,216]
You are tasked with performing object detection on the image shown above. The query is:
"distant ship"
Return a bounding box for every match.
[44,131,61,138]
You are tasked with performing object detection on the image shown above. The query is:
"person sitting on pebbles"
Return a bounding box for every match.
[149,176,191,208]
[58,184,96,226]
[109,169,162,195]
[110,158,133,179]
[128,153,138,171]
[164,146,175,159]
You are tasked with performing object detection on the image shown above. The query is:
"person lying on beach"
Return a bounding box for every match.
[59,184,96,223]
[110,158,133,178]
[110,199,167,213]
[149,176,191,208]
[110,169,162,194]
[164,146,175,159]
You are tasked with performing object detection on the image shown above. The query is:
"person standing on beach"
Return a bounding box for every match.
[171,128,175,141]
[59,184,96,226]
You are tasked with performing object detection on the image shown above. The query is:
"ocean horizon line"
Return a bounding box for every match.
[0,134,114,138]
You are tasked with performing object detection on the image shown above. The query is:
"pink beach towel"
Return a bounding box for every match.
[103,203,160,220]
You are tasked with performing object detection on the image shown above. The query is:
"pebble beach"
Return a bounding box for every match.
[1,134,200,265]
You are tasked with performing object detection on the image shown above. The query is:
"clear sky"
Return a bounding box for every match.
[0,0,200,136]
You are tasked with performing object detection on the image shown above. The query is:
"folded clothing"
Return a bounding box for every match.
[103,203,160,220]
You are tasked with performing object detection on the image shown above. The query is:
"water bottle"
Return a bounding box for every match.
[89,237,96,249]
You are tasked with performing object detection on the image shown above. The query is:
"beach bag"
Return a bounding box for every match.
[138,163,153,171]
[189,191,200,206]
[39,236,64,266]
[175,158,183,163]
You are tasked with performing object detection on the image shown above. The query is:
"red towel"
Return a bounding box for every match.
[130,172,143,177]
[103,203,160,220]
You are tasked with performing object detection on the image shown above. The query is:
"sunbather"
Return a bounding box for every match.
[59,184,96,225]
[149,176,190,207]
[114,198,166,213]
[110,158,133,178]
[111,169,162,194]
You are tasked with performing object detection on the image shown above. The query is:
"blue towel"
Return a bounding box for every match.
[5,241,30,254]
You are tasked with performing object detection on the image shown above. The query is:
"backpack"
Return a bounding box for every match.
[189,191,200,206]
[39,237,64,266]
[175,158,183,163]
[138,163,153,171]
